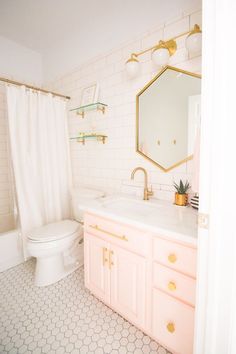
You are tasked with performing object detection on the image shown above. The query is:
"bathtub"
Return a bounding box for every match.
[0,215,24,272]
[0,213,15,233]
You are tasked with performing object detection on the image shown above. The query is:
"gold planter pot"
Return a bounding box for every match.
[175,193,188,206]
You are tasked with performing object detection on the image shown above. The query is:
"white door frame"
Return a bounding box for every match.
[194,1,236,353]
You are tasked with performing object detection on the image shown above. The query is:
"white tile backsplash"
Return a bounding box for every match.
[190,10,202,28]
[47,9,201,202]
[163,17,190,40]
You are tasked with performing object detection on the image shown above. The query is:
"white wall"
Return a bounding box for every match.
[47,8,201,202]
[0,35,42,85]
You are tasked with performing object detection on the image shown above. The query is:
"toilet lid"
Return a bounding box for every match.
[28,220,81,242]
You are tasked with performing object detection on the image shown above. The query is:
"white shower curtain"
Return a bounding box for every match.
[6,85,72,255]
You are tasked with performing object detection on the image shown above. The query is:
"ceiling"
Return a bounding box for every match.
[0,0,201,54]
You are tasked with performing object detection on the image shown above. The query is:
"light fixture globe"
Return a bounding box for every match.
[152,47,170,67]
[185,24,202,55]
[126,57,140,79]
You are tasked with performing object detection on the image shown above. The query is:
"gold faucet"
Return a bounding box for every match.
[131,167,153,201]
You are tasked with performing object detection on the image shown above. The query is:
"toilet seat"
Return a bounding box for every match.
[28,220,81,243]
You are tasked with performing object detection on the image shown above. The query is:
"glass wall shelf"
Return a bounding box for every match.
[70,134,107,145]
[70,102,107,118]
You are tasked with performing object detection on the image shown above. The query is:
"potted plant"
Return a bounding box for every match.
[173,179,191,206]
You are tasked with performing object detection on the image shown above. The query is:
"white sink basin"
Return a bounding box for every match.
[101,197,161,217]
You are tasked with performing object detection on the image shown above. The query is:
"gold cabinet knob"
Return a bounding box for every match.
[168,253,177,263]
[102,247,108,266]
[168,281,176,291]
[166,322,175,333]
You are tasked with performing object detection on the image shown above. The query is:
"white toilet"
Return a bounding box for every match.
[27,187,105,287]
[27,220,83,286]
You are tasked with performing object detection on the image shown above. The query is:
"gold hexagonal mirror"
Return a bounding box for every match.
[136,66,201,172]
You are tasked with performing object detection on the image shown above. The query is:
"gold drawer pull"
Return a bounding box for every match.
[89,224,128,242]
[168,253,177,263]
[102,247,108,266]
[109,250,114,269]
[168,281,176,291]
[166,322,175,333]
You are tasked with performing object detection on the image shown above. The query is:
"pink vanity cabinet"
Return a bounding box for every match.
[84,212,197,354]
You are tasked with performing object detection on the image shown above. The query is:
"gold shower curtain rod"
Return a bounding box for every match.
[0,76,70,100]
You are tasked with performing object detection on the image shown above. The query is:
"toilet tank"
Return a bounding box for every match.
[72,187,105,223]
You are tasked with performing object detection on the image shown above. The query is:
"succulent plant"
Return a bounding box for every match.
[173,179,191,194]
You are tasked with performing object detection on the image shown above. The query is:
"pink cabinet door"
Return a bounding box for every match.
[152,289,194,354]
[110,245,146,329]
[84,232,110,304]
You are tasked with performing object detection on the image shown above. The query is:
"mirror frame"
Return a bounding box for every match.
[136,65,201,172]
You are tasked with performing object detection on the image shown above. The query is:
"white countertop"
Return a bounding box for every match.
[78,195,198,246]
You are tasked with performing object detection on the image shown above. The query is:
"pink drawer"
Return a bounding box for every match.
[84,213,150,257]
[153,263,196,306]
[152,289,194,354]
[153,237,197,278]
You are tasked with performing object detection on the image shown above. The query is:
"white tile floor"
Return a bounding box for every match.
[0,259,171,354]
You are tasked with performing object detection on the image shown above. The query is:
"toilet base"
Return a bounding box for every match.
[34,254,83,287]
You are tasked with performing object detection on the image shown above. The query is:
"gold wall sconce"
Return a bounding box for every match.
[126,24,202,78]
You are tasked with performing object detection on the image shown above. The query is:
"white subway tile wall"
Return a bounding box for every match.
[47,9,202,202]
[0,83,14,232]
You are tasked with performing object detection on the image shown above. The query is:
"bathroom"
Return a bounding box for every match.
[0,0,235,353]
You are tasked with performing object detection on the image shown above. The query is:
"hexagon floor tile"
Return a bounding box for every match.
[0,259,172,353]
